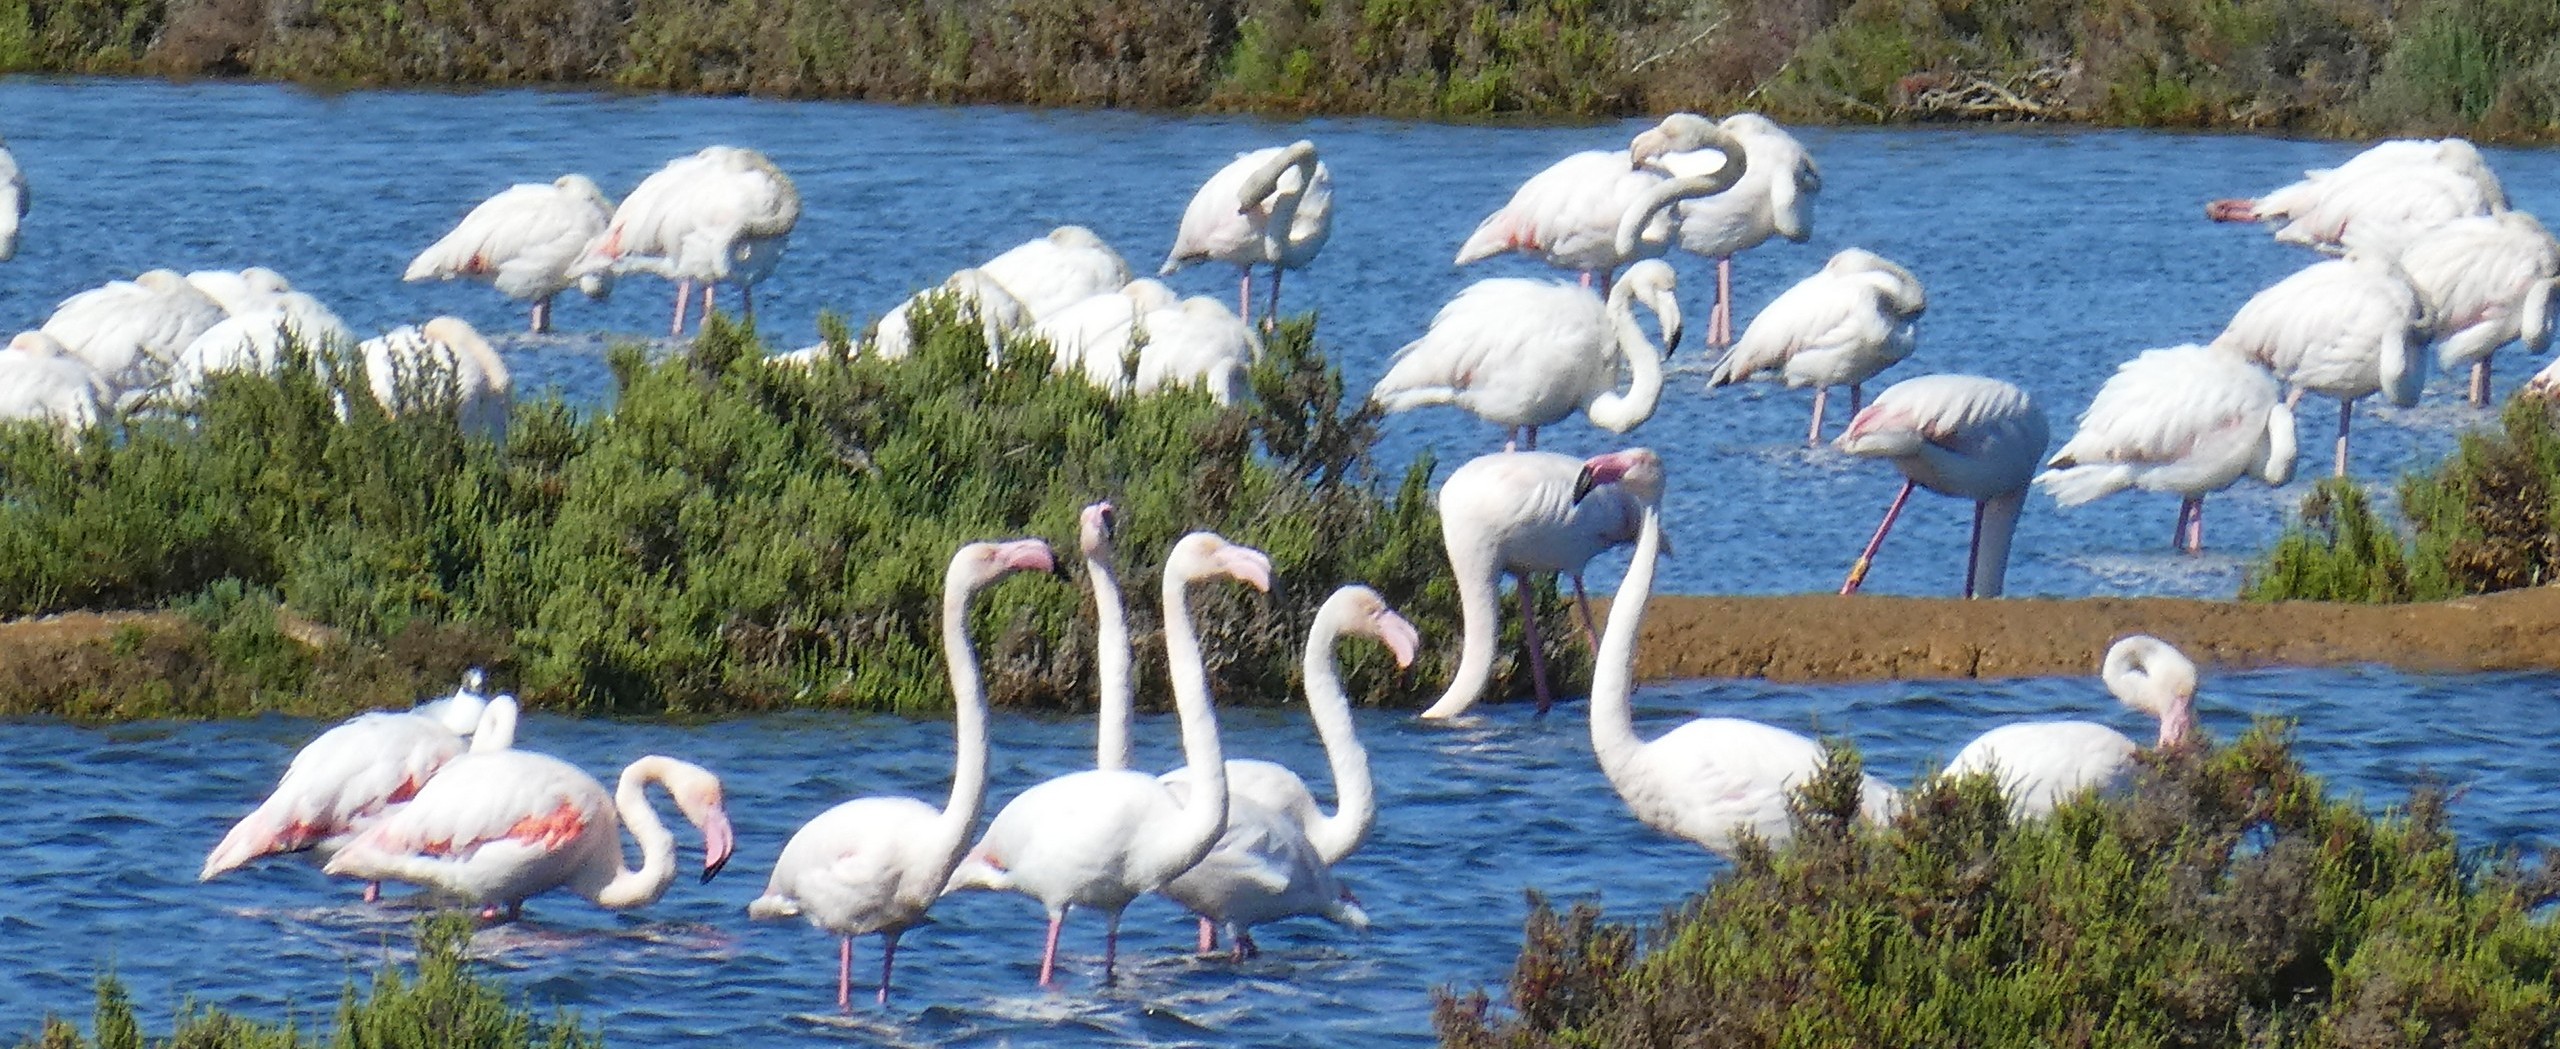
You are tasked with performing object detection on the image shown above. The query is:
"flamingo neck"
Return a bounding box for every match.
[1967,491,2026,599]
[588,757,681,910]
[1587,284,1665,432]
[1089,547,1134,772]
[1154,564,1229,878]
[1255,147,1320,264]
[1589,508,1663,784]
[469,698,518,753]
[936,572,991,853]
[1299,608,1376,865]
[1419,540,1503,719]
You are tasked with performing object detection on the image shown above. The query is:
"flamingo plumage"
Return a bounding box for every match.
[165,292,357,404]
[977,225,1133,322]
[42,269,226,397]
[1944,635,2198,818]
[577,146,800,337]
[1371,258,1681,449]
[359,316,512,436]
[0,332,110,436]
[1162,140,1331,328]
[1835,374,2049,599]
[1455,115,1750,287]
[2036,345,2297,553]
[406,175,617,334]
[2207,137,2506,257]
[869,267,1029,361]
[1705,247,1923,444]
[0,136,22,262]
[2394,210,2560,406]
[1646,112,1821,348]
[2207,253,2425,478]
[184,268,294,316]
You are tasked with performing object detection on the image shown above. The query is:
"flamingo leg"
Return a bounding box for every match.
[670,280,692,337]
[1713,256,1735,347]
[1265,267,1284,331]
[1518,576,1555,715]
[1963,500,1986,599]
[1807,388,1830,447]
[1850,383,1864,414]
[1598,266,1616,291]
[1234,928,1259,961]
[1524,425,1539,450]
[1039,911,1066,988]
[1571,573,1601,650]
[364,882,380,903]
[2334,399,2353,478]
[1238,267,1254,329]
[1198,916,1218,955]
[1841,479,1916,595]
[530,297,551,335]
[839,936,854,1011]
[878,931,901,1007]
[2186,497,2205,554]
[702,284,717,329]
[1102,913,1122,986]
[2472,357,2492,407]
[2171,499,2195,553]
[1579,272,1594,289]
[741,282,755,327]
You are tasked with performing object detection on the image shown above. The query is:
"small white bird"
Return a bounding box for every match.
[1649,112,1822,348]
[359,317,512,436]
[407,175,617,334]
[869,268,1029,361]
[42,270,227,396]
[1455,115,1749,287]
[1944,635,2198,819]
[2208,137,2507,257]
[1162,140,1331,328]
[2036,345,2297,553]
[1372,259,1681,449]
[2,138,27,261]
[1706,247,1923,444]
[978,226,1134,322]
[2395,210,2560,406]
[578,146,800,337]
[2208,253,2425,478]
[0,332,109,437]
[1835,374,2049,599]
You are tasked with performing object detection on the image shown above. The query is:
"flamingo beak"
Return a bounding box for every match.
[998,539,1061,578]
[1375,611,1420,668]
[699,804,735,883]
[1217,546,1274,593]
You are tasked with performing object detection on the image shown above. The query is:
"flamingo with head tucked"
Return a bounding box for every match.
[2207,137,2506,258]
[1943,635,2198,819]
[978,226,1133,322]
[2036,345,2296,554]
[2208,253,2425,478]
[1371,259,1681,450]
[577,146,800,337]
[1835,374,2049,599]
[1645,112,1822,348]
[0,332,109,436]
[407,175,617,334]
[1162,140,1331,328]
[1455,115,1749,288]
[942,532,1269,987]
[1706,247,1923,444]
[43,269,226,397]
[748,538,1061,1009]
[2394,210,2560,406]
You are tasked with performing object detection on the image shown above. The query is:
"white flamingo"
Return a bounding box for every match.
[577,146,800,337]
[1944,635,2198,819]
[165,292,357,403]
[2208,253,2424,478]
[1162,140,1331,328]
[1454,115,1749,287]
[1420,448,1657,720]
[1705,247,1924,444]
[1036,279,1178,386]
[978,226,1133,321]
[869,268,1029,361]
[1079,503,1138,774]
[2207,137,2506,257]
[184,268,294,316]
[1646,113,1821,347]
[324,746,734,919]
[2036,345,2297,553]
[0,136,21,261]
[42,270,226,396]
[942,532,1268,987]
[2395,210,2560,406]
[359,317,512,436]
[406,175,617,334]
[1586,495,1898,855]
[0,332,110,436]
[1131,297,1262,405]
[748,538,1061,1009]
[1835,374,2049,599]
[1371,258,1681,449]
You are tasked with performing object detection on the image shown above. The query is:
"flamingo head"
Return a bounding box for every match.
[1573,447,1666,507]
[2102,635,2199,748]
[1079,502,1118,560]
[1325,586,1420,668]
[955,538,1064,592]
[1170,532,1272,593]
[657,760,735,883]
[1237,140,1320,212]
[1628,112,1717,170]
[1616,259,1683,353]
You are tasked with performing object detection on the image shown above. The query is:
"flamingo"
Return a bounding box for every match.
[1420,448,1659,720]
[1161,140,1331,328]
[2207,137,2506,257]
[359,317,512,436]
[323,743,734,919]
[870,268,1029,361]
[1080,503,1137,774]
[1835,374,2049,599]
[0,332,110,436]
[42,269,226,396]
[1645,113,1822,348]
[942,531,1269,987]
[1130,297,1262,406]
[748,538,1062,1009]
[0,136,21,261]
[576,146,800,337]
[1370,258,1681,449]
[1943,635,2197,819]
[2036,345,2297,554]
[1704,247,1924,444]
[2394,210,2560,405]
[406,175,617,334]
[1159,585,1412,955]
[977,226,1133,321]
[184,268,294,316]
[1036,279,1178,385]
[1584,493,1897,855]
[202,678,514,895]
[1454,114,1749,288]
[2207,253,2424,478]
[165,292,357,404]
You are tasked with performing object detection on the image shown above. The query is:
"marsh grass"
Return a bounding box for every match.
[1437,727,2560,1047]
[16,916,600,1049]
[0,302,1575,717]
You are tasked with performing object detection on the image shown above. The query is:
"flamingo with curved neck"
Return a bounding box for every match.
[1163,140,1331,328]
[749,538,1060,1008]
[1945,635,2198,817]
[1082,502,1137,773]
[944,531,1268,986]
[1835,374,2049,599]
[1455,115,1748,288]
[1371,259,1682,450]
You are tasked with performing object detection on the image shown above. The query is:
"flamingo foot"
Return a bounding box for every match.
[1197,916,1219,956]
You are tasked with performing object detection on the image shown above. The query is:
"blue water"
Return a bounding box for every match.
[5,666,2555,1045]
[5,78,2557,601]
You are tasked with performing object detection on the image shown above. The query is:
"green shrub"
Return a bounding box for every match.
[17,916,600,1049]
[1437,726,2560,1047]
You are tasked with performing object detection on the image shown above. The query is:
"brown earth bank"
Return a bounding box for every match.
[12,588,2560,719]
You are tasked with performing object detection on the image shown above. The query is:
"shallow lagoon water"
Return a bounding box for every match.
[5,79,2560,601]
[6,666,2556,1045]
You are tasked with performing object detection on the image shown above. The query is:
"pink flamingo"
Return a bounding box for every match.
[1944,635,2197,818]
[1161,140,1331,328]
[2036,345,2296,554]
[1835,374,2048,599]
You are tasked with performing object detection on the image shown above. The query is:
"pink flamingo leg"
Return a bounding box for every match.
[1571,574,1600,650]
[1039,912,1065,987]
[364,882,380,903]
[670,280,692,337]
[2186,497,2205,553]
[1807,388,1830,447]
[839,936,853,1011]
[878,931,901,1007]
[2334,399,2353,478]
[1518,576,1555,714]
[1237,268,1254,329]
[1198,916,1218,955]
[1841,479,1916,595]
[1714,256,1736,347]
[1579,272,1594,288]
[530,297,551,335]
[701,284,717,330]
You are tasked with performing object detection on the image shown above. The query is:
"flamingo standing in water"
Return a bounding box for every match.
[748,538,1062,1009]
[1835,374,2049,599]
[978,226,1133,321]
[1420,448,1657,720]
[1646,112,1821,348]
[1162,140,1332,329]
[1705,247,1924,444]
[2206,137,2506,257]
[2208,253,2424,478]
[942,532,1268,987]
[1583,489,1897,855]
[2394,210,2560,406]
[1943,635,2198,819]
[577,146,800,337]
[2035,345,2296,554]
[1455,114,1749,288]
[406,175,618,334]
[0,136,21,261]
[1370,259,1680,449]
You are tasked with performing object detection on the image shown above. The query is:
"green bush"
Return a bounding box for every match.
[1437,726,2560,1047]
[17,916,600,1049]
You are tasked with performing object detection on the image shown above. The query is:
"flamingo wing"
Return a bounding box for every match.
[326,750,608,890]
[202,713,465,877]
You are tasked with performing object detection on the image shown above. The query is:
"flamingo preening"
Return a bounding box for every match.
[2395,210,2560,406]
[1644,112,1821,348]
[2036,345,2296,554]
[1371,259,1680,449]
[1455,114,1750,288]
[2208,253,2424,478]
[576,146,800,337]
[1835,374,2049,599]
[1943,635,2198,819]
[1705,247,1923,445]
[1162,140,1331,329]
[978,225,1135,322]
[406,174,617,334]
